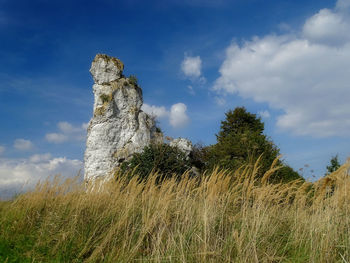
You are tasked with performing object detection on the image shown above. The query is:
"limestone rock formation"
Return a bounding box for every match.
[169,138,193,158]
[84,54,162,180]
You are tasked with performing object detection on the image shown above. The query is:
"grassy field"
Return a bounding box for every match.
[1,160,350,262]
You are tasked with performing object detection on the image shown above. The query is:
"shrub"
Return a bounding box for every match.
[128,75,138,86]
[326,155,341,175]
[203,107,302,182]
[120,143,191,181]
[272,164,303,183]
[189,143,207,172]
[100,93,111,104]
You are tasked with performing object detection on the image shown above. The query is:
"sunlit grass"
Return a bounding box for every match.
[1,160,350,262]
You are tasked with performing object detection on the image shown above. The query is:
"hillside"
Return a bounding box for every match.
[1,161,350,262]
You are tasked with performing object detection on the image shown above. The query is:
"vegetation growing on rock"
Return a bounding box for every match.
[93,53,124,71]
[128,75,138,86]
[85,54,158,180]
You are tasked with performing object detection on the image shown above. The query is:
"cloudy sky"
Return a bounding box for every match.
[1,0,350,198]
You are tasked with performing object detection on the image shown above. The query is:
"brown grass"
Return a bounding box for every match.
[1,160,350,262]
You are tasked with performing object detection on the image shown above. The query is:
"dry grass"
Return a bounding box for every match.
[1,160,350,262]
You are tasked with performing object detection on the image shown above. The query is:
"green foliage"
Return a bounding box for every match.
[189,143,208,172]
[218,107,264,139]
[273,165,303,183]
[128,75,138,86]
[205,107,302,182]
[207,107,278,172]
[100,93,111,104]
[326,155,341,175]
[121,143,191,181]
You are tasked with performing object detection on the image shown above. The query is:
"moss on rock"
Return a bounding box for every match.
[93,53,124,72]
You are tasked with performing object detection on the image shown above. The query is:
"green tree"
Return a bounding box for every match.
[120,143,191,182]
[326,155,341,175]
[205,107,301,182]
[218,107,264,138]
[274,165,302,183]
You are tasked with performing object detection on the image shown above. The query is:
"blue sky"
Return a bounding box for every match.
[1,0,349,198]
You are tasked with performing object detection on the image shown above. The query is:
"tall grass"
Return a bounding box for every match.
[1,160,350,262]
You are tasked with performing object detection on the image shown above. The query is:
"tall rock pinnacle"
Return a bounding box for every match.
[84,54,162,180]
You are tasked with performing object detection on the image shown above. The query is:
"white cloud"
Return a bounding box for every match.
[142,104,169,119]
[214,0,350,137]
[187,85,195,95]
[46,133,68,143]
[0,146,5,155]
[14,139,34,151]
[29,153,52,163]
[82,122,89,130]
[278,22,292,32]
[181,55,202,78]
[336,0,350,10]
[58,121,78,133]
[214,96,226,106]
[0,155,83,200]
[169,103,190,128]
[45,122,87,144]
[303,8,350,46]
[142,103,190,128]
[258,110,271,119]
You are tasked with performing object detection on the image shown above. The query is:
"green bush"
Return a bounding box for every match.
[202,107,302,183]
[204,107,279,174]
[272,164,303,183]
[128,75,138,86]
[189,143,207,172]
[100,93,110,103]
[326,155,341,175]
[121,143,191,182]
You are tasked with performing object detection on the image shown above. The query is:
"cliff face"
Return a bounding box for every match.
[84,54,162,180]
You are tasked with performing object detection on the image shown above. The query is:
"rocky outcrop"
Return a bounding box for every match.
[84,54,162,181]
[170,138,193,158]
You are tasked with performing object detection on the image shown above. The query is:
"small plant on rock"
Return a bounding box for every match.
[100,93,111,104]
[128,75,138,86]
